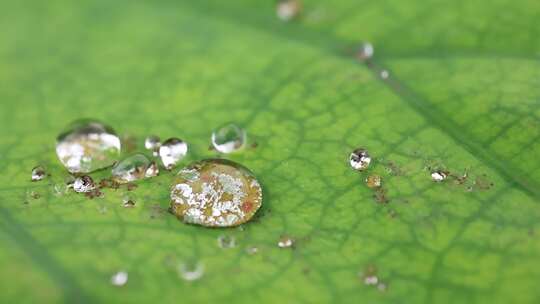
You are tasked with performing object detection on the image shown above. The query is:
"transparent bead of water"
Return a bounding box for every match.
[431,171,448,182]
[217,235,237,249]
[178,261,204,281]
[122,194,136,208]
[31,166,47,181]
[357,42,374,61]
[276,0,302,21]
[159,138,188,169]
[111,153,152,184]
[144,135,160,150]
[73,175,96,193]
[110,271,128,286]
[211,123,246,153]
[170,159,263,227]
[278,236,294,248]
[145,161,159,178]
[55,119,121,173]
[350,148,371,171]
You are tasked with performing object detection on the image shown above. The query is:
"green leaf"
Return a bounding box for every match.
[1,0,539,303]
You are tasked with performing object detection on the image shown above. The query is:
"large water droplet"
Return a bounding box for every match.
[31,166,47,181]
[56,120,121,173]
[111,153,152,184]
[73,175,96,193]
[159,138,188,169]
[170,159,263,227]
[350,148,371,171]
[276,0,302,21]
[178,261,204,281]
[110,271,128,286]
[211,123,246,154]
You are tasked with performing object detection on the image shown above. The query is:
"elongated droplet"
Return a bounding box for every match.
[56,119,121,173]
[350,148,371,171]
[211,123,246,154]
[277,0,302,21]
[110,271,128,286]
[170,159,263,227]
[112,153,152,184]
[431,170,448,182]
[144,135,160,150]
[159,138,188,169]
[357,42,374,61]
[31,166,47,181]
[73,175,96,193]
[278,236,294,248]
[178,261,204,281]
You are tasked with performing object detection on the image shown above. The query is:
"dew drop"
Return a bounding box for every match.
[122,194,136,208]
[31,166,47,182]
[25,189,40,202]
[357,42,374,61]
[217,235,237,249]
[365,175,382,188]
[277,235,294,248]
[380,70,389,79]
[246,246,259,255]
[55,119,121,173]
[350,148,371,171]
[111,153,152,184]
[211,123,246,154]
[110,271,128,287]
[170,159,263,227]
[144,135,161,150]
[276,0,302,21]
[178,261,204,281]
[431,170,448,182]
[73,175,96,193]
[159,138,188,169]
[145,161,159,178]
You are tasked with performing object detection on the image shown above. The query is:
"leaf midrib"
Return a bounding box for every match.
[175,0,539,198]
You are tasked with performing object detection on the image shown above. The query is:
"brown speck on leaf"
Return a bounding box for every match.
[126,183,138,191]
[365,175,382,189]
[250,142,258,149]
[373,188,389,204]
[85,189,103,199]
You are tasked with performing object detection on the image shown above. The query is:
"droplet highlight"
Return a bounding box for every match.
[170,159,263,227]
[350,148,371,171]
[211,123,246,154]
[431,170,448,182]
[178,261,204,281]
[31,166,47,181]
[56,119,121,173]
[73,175,96,193]
[159,138,188,169]
[357,42,374,61]
[110,271,128,287]
[277,0,302,21]
[111,153,152,184]
[144,135,161,150]
[277,236,294,248]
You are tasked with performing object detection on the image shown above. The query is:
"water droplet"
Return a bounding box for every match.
[178,261,204,281]
[350,148,371,171]
[73,175,96,193]
[277,236,294,248]
[111,153,152,184]
[431,170,448,182]
[217,235,237,249]
[144,135,161,150]
[25,189,40,202]
[159,138,188,169]
[246,246,259,255]
[357,42,374,60]
[56,119,121,173]
[110,271,128,286]
[211,123,246,154]
[365,175,382,188]
[380,70,389,79]
[377,283,387,292]
[364,275,378,285]
[276,0,302,21]
[360,265,379,285]
[170,159,263,227]
[31,166,47,181]
[145,161,159,178]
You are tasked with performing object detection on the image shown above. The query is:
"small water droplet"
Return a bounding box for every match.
[122,194,136,208]
[377,282,387,292]
[170,159,263,227]
[144,135,161,150]
[365,175,382,188]
[110,271,128,286]
[111,153,152,184]
[73,175,96,193]
[431,170,448,182]
[211,123,246,154]
[380,70,389,79]
[357,42,374,60]
[25,189,40,202]
[350,148,371,171]
[217,235,237,249]
[159,138,188,169]
[360,265,379,286]
[145,161,159,178]
[178,261,204,281]
[56,119,121,173]
[246,246,259,255]
[31,166,47,181]
[277,0,302,21]
[277,235,294,248]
